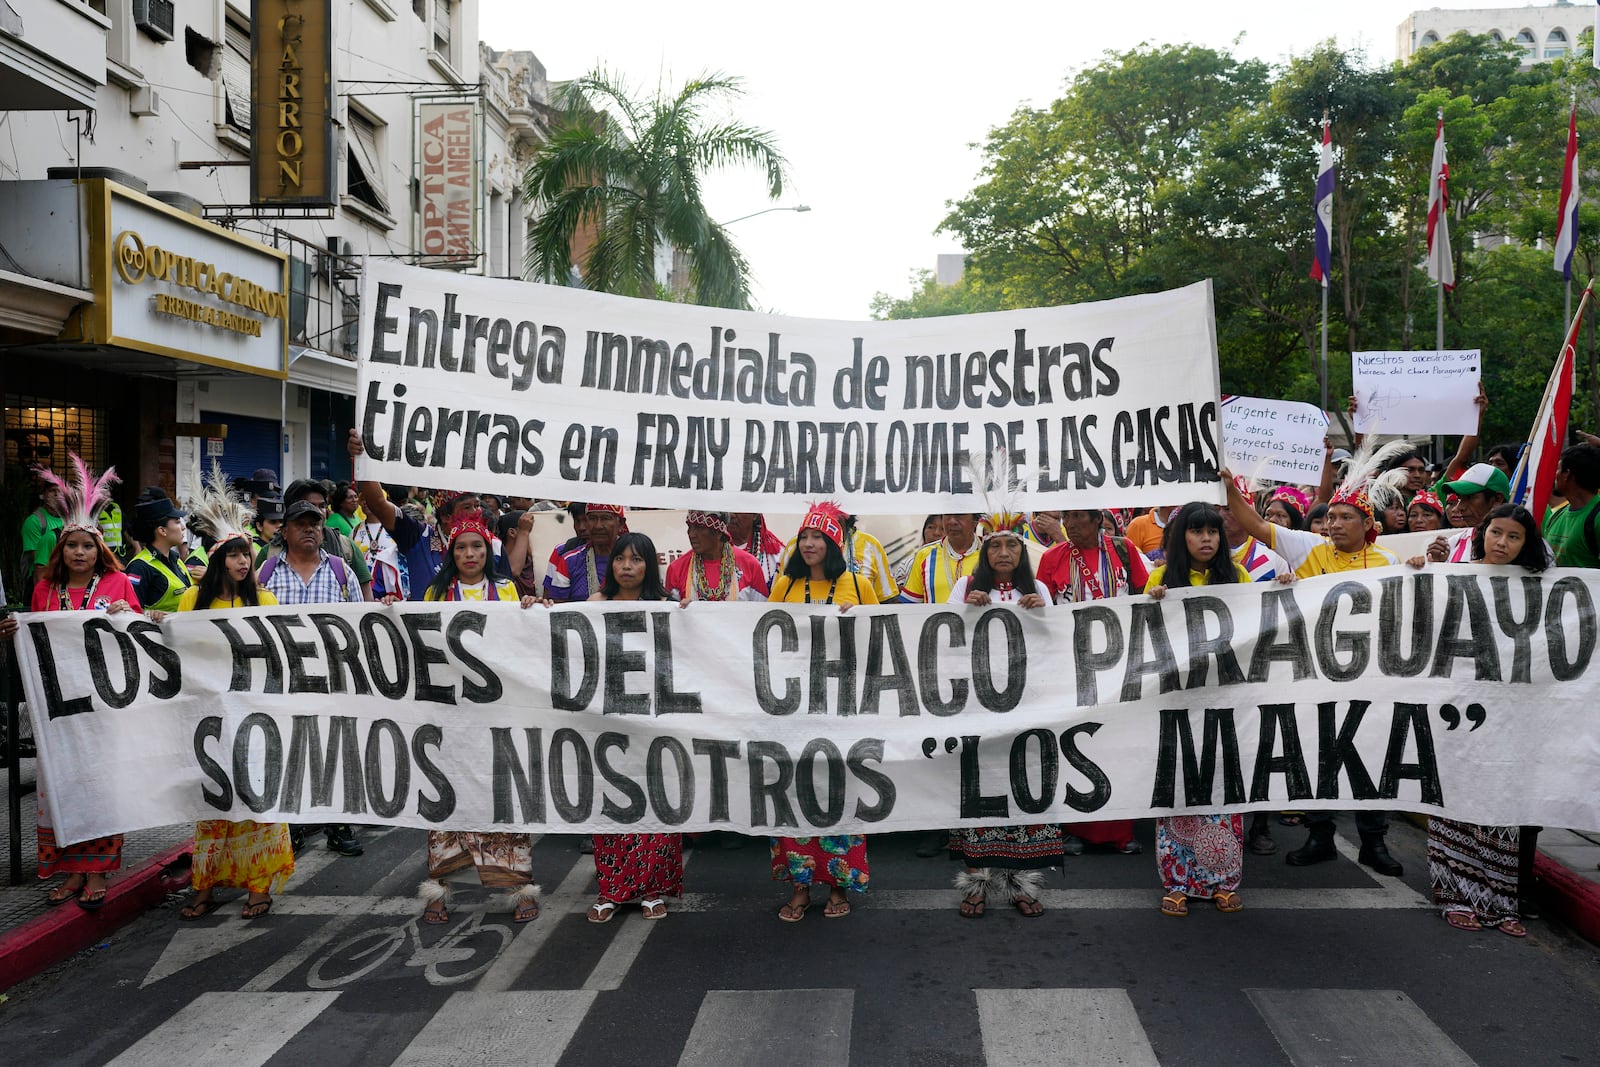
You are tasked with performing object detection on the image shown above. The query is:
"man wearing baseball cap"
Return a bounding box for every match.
[1426,462,1511,563]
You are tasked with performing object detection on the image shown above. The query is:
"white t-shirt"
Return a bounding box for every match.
[947,576,1052,605]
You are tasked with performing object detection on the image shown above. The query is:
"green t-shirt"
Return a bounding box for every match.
[21,508,63,566]
[326,512,356,539]
[1544,495,1600,569]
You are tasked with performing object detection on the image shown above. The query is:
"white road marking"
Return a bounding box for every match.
[1332,829,1433,906]
[240,846,421,992]
[105,992,339,1067]
[1248,988,1479,1067]
[580,842,694,990]
[390,991,597,1066]
[976,988,1160,1067]
[678,989,853,1064]
[471,852,596,993]
[141,924,271,988]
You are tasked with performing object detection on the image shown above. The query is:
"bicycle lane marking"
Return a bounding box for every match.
[473,849,597,993]
[240,845,425,992]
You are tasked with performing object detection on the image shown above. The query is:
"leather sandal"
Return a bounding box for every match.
[1160,891,1188,917]
[1496,918,1528,938]
[1213,891,1243,913]
[1444,910,1481,932]
[422,899,450,925]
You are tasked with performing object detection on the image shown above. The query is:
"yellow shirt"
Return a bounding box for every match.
[897,539,979,603]
[767,573,880,606]
[1268,526,1400,578]
[176,587,280,611]
[423,577,520,602]
[1144,562,1251,591]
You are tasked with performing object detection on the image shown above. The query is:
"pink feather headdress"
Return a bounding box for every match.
[34,453,119,540]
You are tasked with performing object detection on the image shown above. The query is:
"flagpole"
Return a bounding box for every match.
[1320,284,1329,414]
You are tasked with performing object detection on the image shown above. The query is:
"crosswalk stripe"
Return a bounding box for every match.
[1247,988,1479,1067]
[389,991,597,1066]
[678,989,853,1064]
[976,988,1159,1067]
[141,924,270,988]
[104,992,339,1067]
[472,852,596,993]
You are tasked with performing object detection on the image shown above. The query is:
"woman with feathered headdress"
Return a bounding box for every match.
[945,452,1063,917]
[0,455,137,910]
[172,463,295,921]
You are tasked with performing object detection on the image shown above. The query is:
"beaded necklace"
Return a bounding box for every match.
[691,544,736,601]
[802,576,837,605]
[57,573,100,612]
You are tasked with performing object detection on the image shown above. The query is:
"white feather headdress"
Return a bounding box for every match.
[966,448,1029,540]
[1331,438,1417,530]
[185,458,256,550]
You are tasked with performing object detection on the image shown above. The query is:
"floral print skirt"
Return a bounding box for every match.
[770,836,869,893]
[593,833,683,902]
[1156,815,1243,899]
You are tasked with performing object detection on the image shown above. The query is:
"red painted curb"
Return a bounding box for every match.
[1532,851,1600,945]
[0,840,192,992]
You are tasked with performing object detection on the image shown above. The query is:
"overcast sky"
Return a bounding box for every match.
[480,1,1585,321]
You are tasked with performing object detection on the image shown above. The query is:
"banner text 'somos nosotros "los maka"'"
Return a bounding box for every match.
[367,283,1132,411]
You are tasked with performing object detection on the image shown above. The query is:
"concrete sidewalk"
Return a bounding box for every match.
[1,764,191,990]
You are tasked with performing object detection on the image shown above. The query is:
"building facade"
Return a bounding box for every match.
[0,0,554,514]
[1397,3,1585,65]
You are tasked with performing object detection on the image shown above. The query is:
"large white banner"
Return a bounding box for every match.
[18,567,1600,843]
[353,262,1226,512]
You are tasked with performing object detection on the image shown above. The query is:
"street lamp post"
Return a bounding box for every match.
[720,204,812,226]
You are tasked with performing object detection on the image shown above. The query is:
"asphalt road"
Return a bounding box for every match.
[2,819,1598,1066]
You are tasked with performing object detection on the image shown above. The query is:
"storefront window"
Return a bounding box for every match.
[4,397,109,477]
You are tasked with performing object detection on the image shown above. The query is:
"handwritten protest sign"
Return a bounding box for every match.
[1219,395,1328,484]
[17,570,1600,842]
[1352,349,1481,435]
[353,263,1226,512]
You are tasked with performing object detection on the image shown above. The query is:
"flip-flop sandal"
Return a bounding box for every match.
[587,901,618,924]
[1496,918,1528,938]
[240,899,272,920]
[1214,891,1244,913]
[46,881,84,906]
[959,893,986,918]
[1160,892,1188,917]
[1444,910,1482,932]
[422,901,451,925]
[75,888,107,912]
[179,895,221,921]
[640,898,666,920]
[778,899,809,923]
[1013,896,1044,917]
[513,898,540,924]
[823,898,851,918]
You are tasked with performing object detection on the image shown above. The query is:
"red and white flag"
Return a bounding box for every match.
[1554,102,1580,281]
[1426,110,1454,290]
[1513,285,1591,520]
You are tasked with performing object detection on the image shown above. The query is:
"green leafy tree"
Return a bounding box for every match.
[869,268,1004,320]
[524,70,787,309]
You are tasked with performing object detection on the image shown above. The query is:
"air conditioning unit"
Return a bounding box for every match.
[132,0,175,42]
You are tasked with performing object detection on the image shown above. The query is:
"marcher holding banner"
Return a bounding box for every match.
[769,503,874,921]
[1144,503,1251,916]
[1424,505,1547,938]
[588,533,686,923]
[418,512,545,925]
[174,468,294,921]
[728,512,786,587]
[665,511,769,603]
[546,504,625,603]
[2,456,136,910]
[895,512,978,605]
[946,489,1059,918]
[1222,450,1406,875]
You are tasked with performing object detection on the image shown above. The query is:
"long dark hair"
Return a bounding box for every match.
[782,532,847,582]
[599,532,666,600]
[41,528,122,587]
[426,529,493,600]
[970,535,1037,594]
[1162,502,1237,588]
[1262,496,1304,530]
[192,536,262,606]
[1471,504,1548,571]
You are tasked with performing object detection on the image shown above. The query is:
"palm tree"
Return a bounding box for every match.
[524,70,788,310]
